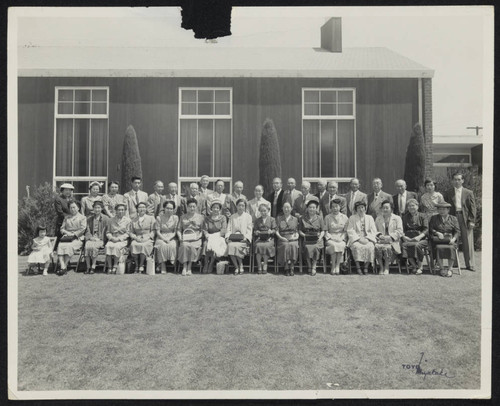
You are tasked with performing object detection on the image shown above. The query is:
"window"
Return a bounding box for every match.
[178,88,232,193]
[302,89,356,187]
[433,153,471,167]
[54,87,109,197]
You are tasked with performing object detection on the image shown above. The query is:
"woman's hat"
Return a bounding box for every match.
[436,202,452,208]
[60,183,74,190]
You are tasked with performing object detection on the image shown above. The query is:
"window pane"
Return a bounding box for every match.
[321,120,336,177]
[180,120,197,177]
[58,102,73,114]
[214,120,231,177]
[181,102,197,115]
[198,103,214,115]
[58,89,73,102]
[92,89,107,102]
[198,119,213,176]
[91,102,107,115]
[74,119,90,176]
[198,90,213,102]
[75,90,91,102]
[337,120,355,177]
[215,103,230,115]
[321,91,336,103]
[303,120,320,178]
[321,103,336,116]
[338,103,353,116]
[304,91,319,103]
[75,102,91,114]
[182,90,196,102]
[304,103,319,116]
[338,90,353,103]
[90,119,108,176]
[215,90,230,102]
[55,119,73,176]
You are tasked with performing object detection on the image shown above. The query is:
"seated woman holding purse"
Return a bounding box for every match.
[275,202,299,276]
[83,200,109,274]
[203,201,227,274]
[324,198,349,275]
[128,202,155,274]
[226,198,253,275]
[428,202,460,277]
[56,201,87,275]
[298,199,325,276]
[154,200,179,274]
[177,198,205,276]
[401,199,429,275]
[104,203,131,274]
[253,203,277,274]
[374,200,404,275]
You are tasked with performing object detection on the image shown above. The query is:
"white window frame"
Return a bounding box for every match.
[301,88,357,185]
[178,87,233,193]
[53,86,110,194]
[433,152,472,167]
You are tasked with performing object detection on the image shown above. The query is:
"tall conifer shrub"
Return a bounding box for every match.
[121,125,143,192]
[259,118,282,195]
[404,123,426,192]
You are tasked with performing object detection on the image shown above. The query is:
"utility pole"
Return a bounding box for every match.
[466,126,483,136]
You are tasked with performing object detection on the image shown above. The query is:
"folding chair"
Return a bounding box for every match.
[53,238,86,275]
[251,236,277,274]
[323,239,350,275]
[77,240,108,273]
[402,243,434,275]
[226,239,253,275]
[25,237,57,275]
[298,236,326,274]
[428,239,461,276]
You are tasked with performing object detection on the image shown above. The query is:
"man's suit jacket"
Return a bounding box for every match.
[392,191,418,216]
[344,191,368,217]
[124,190,149,219]
[320,193,347,217]
[267,190,285,218]
[147,192,166,217]
[283,189,301,207]
[444,187,476,224]
[315,190,327,202]
[367,190,393,219]
[292,193,316,217]
[224,193,247,217]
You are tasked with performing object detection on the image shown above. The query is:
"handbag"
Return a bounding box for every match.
[257,232,271,242]
[228,233,244,242]
[59,235,76,243]
[145,256,155,275]
[304,233,319,245]
[182,229,198,242]
[432,233,452,244]
[405,229,420,239]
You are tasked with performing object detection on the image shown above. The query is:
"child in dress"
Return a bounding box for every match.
[27,225,53,276]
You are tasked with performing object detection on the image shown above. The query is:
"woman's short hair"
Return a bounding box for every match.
[424,178,435,187]
[186,198,198,207]
[354,201,367,211]
[210,201,222,210]
[89,181,101,190]
[114,203,126,211]
[306,199,319,208]
[35,224,47,237]
[236,198,247,209]
[406,198,419,207]
[108,180,119,188]
[163,199,176,209]
[92,200,104,208]
[69,200,81,210]
[380,199,393,210]
[135,201,147,210]
[258,202,270,211]
[329,198,342,208]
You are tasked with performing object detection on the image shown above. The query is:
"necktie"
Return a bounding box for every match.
[400,195,404,213]
[350,192,355,213]
[135,192,138,205]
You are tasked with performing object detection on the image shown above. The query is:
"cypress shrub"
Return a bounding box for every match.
[121,125,143,192]
[18,182,58,254]
[404,123,426,192]
[259,118,282,195]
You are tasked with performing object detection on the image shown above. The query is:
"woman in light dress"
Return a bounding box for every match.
[129,201,155,273]
[154,200,179,274]
[347,201,377,275]
[105,203,131,274]
[324,198,349,275]
[102,181,127,218]
[203,201,227,274]
[374,200,404,275]
[177,198,205,276]
[80,181,103,216]
[419,178,445,219]
[56,201,87,275]
[226,199,253,275]
[253,203,276,274]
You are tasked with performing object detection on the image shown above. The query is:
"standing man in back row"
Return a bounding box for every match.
[392,179,418,217]
[344,178,368,217]
[283,178,302,207]
[124,176,148,220]
[267,177,286,218]
[367,178,392,219]
[444,172,476,271]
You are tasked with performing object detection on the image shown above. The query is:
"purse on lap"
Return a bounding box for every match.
[304,233,319,245]
[182,229,198,242]
[59,235,76,243]
[432,233,452,244]
[257,232,271,242]
[228,233,245,242]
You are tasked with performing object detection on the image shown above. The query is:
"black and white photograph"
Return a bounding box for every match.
[7,5,493,400]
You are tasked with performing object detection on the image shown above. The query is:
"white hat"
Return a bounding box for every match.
[60,183,74,190]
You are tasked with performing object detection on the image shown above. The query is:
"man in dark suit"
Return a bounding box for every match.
[320,181,347,217]
[267,177,285,218]
[344,178,368,217]
[367,178,393,219]
[292,180,315,218]
[392,179,418,216]
[444,172,476,271]
[314,179,328,201]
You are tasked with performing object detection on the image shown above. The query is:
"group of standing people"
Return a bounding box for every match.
[27,172,476,278]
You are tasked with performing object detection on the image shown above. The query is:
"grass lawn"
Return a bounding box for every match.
[16,253,482,392]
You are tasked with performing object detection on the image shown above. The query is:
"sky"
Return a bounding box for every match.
[15,6,493,136]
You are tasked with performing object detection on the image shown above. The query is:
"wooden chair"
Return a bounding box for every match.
[25,237,57,275]
[226,239,253,275]
[251,236,277,274]
[298,235,326,274]
[428,238,461,276]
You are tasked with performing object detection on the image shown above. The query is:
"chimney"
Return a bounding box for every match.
[321,17,342,53]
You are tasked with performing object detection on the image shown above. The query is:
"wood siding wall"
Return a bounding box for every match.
[18,77,419,197]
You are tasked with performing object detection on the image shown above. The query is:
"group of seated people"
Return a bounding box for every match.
[27,173,472,278]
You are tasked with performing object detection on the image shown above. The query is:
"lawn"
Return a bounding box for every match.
[16,253,482,392]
